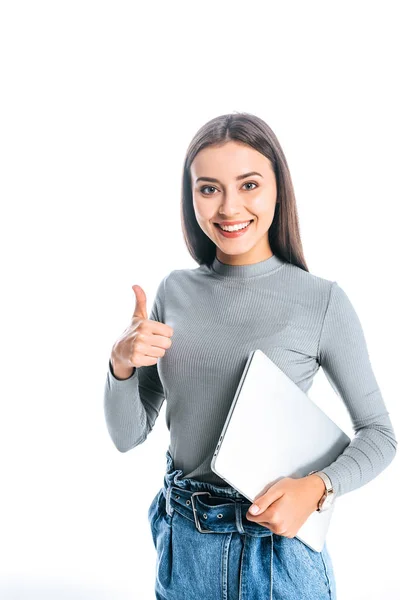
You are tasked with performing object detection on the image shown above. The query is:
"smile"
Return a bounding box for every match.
[214,220,254,238]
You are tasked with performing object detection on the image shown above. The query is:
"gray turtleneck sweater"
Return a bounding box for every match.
[103,253,397,498]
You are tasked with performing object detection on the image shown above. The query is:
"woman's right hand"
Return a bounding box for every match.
[110,284,174,375]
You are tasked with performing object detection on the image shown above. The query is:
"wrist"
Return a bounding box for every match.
[306,473,326,509]
[110,355,135,380]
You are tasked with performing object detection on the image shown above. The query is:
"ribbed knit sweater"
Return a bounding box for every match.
[104,253,397,498]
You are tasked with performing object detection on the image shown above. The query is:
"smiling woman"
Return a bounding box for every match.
[104,111,397,600]
[190,140,279,266]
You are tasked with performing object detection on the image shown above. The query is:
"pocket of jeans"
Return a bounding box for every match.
[148,488,168,548]
[148,488,163,524]
[148,488,174,545]
[294,537,332,595]
[154,500,174,592]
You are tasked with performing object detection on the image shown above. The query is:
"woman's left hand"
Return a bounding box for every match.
[245,474,325,538]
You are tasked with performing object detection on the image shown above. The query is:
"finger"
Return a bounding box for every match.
[148,333,173,349]
[132,338,167,359]
[148,320,174,338]
[132,285,148,321]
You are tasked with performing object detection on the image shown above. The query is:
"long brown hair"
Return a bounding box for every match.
[180,111,309,272]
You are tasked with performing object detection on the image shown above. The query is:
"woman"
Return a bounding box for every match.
[104,112,397,599]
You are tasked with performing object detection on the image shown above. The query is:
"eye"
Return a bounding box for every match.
[243,182,257,191]
[199,182,258,195]
[200,185,217,195]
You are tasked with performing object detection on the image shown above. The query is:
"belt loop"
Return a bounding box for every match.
[235,501,245,534]
[165,485,174,517]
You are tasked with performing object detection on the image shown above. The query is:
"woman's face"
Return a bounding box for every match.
[191,140,278,265]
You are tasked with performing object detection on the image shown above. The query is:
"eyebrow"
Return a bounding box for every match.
[195,171,264,184]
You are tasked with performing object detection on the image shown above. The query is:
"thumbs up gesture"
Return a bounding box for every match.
[110,285,174,377]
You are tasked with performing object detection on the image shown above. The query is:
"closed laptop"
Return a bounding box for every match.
[211,348,351,552]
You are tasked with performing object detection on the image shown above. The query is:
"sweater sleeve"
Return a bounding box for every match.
[317,281,397,498]
[103,275,168,452]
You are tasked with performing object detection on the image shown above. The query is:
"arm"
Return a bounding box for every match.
[103,275,169,452]
[317,281,397,499]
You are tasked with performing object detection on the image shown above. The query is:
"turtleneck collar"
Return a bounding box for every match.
[210,253,286,279]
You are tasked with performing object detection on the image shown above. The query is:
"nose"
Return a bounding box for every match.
[217,190,243,217]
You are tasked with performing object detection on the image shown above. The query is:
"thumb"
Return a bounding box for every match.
[132,284,148,321]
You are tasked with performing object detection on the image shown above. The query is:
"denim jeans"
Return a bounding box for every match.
[148,449,337,600]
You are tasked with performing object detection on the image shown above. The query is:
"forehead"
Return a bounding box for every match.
[190,141,273,179]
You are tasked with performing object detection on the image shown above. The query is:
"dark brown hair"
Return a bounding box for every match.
[180,111,309,271]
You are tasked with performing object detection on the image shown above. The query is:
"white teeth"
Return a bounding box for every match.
[219,221,251,232]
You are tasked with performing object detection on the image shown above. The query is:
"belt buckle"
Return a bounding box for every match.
[190,491,215,533]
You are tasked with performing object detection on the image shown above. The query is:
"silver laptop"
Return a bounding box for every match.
[210,348,350,552]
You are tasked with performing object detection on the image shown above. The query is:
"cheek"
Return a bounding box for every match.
[251,190,276,212]
[251,197,266,212]
[193,199,214,222]
[251,201,276,225]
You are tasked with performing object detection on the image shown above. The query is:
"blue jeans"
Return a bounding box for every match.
[148,449,337,599]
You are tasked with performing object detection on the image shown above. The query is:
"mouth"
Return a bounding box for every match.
[214,219,254,238]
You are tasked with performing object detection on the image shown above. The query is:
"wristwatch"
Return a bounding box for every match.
[307,470,335,512]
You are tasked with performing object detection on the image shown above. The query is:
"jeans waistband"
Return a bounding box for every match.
[161,449,273,538]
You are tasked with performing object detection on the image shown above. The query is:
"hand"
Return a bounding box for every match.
[111,284,174,370]
[245,474,326,538]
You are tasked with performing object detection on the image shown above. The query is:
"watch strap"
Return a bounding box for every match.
[308,470,334,511]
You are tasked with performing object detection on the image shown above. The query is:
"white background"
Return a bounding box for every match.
[1,1,399,598]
